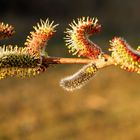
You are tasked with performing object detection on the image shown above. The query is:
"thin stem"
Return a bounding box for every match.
[42,57,94,64]
[42,54,115,69]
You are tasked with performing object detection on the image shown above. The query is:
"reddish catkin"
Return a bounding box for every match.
[0,22,15,40]
[25,19,58,56]
[109,37,140,73]
[64,17,102,59]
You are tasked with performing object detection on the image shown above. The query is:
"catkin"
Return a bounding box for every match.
[109,37,140,73]
[60,63,98,91]
[0,45,44,79]
[64,17,102,59]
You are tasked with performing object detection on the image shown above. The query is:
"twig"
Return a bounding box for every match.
[42,54,115,69]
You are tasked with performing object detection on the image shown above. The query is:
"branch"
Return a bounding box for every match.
[1,17,139,91]
[42,54,115,69]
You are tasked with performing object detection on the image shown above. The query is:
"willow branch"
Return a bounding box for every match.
[42,54,115,69]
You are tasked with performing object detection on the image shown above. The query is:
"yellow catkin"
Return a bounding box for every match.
[60,63,98,91]
[109,37,140,74]
[0,45,45,79]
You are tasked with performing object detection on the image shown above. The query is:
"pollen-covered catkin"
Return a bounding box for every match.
[109,37,140,73]
[0,45,44,79]
[65,17,102,59]
[60,63,98,91]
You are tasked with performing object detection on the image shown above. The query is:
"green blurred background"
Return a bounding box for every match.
[0,0,140,140]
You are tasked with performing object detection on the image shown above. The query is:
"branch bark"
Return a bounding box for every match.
[42,54,115,69]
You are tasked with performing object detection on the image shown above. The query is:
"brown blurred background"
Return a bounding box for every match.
[0,0,140,140]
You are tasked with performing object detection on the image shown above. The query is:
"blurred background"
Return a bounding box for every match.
[0,0,140,140]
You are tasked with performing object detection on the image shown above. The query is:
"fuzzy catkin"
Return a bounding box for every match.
[0,45,44,79]
[109,37,140,73]
[64,17,102,59]
[25,19,58,56]
[60,63,98,91]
